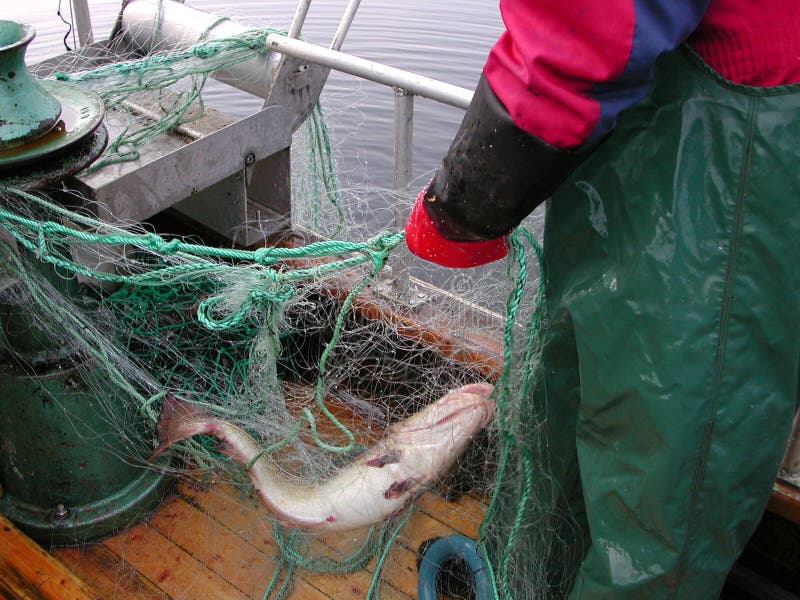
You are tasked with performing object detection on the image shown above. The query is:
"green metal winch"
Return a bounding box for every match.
[0,20,107,189]
[0,20,171,545]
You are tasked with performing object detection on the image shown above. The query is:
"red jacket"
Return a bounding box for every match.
[485,0,800,149]
[406,0,800,267]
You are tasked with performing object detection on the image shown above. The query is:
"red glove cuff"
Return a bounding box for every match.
[404,190,508,268]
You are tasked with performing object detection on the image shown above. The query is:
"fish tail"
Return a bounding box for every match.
[150,395,215,459]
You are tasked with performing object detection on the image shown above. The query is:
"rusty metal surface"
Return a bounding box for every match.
[0,124,108,190]
[0,81,104,170]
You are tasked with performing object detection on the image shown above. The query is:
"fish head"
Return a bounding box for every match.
[433,382,495,429]
[390,382,494,474]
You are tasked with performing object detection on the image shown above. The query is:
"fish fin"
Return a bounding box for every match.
[150,395,214,459]
[365,451,401,468]
[384,478,417,500]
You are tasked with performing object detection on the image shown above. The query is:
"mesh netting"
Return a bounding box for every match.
[0,19,568,600]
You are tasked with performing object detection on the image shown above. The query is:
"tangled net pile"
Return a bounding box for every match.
[0,18,571,600]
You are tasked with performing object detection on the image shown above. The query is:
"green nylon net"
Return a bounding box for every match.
[0,21,566,600]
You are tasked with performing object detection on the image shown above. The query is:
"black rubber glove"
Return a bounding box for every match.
[421,75,595,242]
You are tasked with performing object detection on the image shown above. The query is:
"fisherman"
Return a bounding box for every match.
[406,1,800,598]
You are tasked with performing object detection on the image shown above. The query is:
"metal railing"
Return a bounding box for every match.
[259,0,473,207]
[263,30,473,295]
[263,29,473,210]
[120,0,475,292]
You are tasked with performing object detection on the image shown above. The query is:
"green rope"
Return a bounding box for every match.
[365,506,413,600]
[307,104,346,235]
[474,226,546,600]
[499,447,534,600]
[308,266,382,454]
[272,523,380,575]
[0,188,403,327]
[0,240,161,417]
[2,174,550,596]
[49,20,346,232]
[53,28,282,168]
[0,181,403,475]
[261,556,295,600]
[54,30,276,84]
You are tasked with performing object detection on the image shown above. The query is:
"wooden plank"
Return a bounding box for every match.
[0,513,100,600]
[399,510,461,552]
[101,520,249,600]
[176,480,412,599]
[148,494,326,600]
[175,481,381,599]
[369,541,421,599]
[286,565,408,600]
[767,481,800,525]
[416,492,486,540]
[52,545,168,600]
[176,478,488,599]
[176,480,275,554]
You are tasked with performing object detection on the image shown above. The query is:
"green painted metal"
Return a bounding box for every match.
[0,123,108,190]
[0,349,173,545]
[0,255,172,545]
[0,253,81,354]
[0,21,62,149]
[0,288,169,544]
[0,28,165,539]
[0,80,105,170]
[489,48,800,598]
[0,19,107,187]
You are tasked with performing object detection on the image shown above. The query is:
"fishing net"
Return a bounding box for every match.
[0,12,570,600]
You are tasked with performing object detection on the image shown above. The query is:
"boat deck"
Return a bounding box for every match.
[3,473,485,599]
[4,465,800,599]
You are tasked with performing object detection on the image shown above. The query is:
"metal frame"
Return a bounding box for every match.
[70,0,94,47]
[264,33,472,109]
[53,0,477,277]
[119,0,473,237]
[262,31,473,296]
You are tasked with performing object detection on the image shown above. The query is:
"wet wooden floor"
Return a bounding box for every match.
[40,477,486,599]
[3,460,799,599]
[0,373,492,600]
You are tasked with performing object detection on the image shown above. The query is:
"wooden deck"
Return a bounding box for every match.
[5,472,800,599]
[1,476,486,600]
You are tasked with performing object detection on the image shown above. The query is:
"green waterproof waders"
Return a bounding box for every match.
[520,48,800,599]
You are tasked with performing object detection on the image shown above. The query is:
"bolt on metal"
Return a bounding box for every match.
[53,503,69,521]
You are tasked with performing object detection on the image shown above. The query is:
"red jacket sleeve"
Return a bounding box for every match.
[408,1,711,248]
[407,0,800,266]
[484,0,711,149]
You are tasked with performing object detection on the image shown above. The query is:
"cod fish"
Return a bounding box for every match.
[152,383,494,532]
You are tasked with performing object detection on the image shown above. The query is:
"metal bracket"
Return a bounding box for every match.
[120,0,328,134]
[67,99,292,244]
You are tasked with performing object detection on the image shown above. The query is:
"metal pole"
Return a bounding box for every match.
[265,34,473,109]
[263,0,313,105]
[70,0,94,47]
[330,0,363,51]
[392,89,414,296]
[393,90,414,213]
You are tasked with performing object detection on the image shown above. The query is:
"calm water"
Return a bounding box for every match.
[6,1,504,210]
